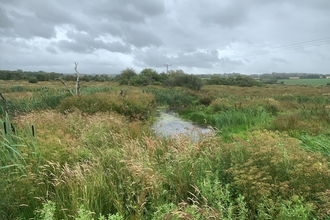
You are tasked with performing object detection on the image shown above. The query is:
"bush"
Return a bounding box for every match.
[28,78,38,83]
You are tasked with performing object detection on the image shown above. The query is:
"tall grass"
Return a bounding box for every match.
[0,113,38,171]
[179,106,272,136]
[57,90,156,120]
[299,134,330,157]
[145,87,197,107]
[1,82,330,219]
[0,113,39,220]
[1,88,70,115]
[2,110,329,219]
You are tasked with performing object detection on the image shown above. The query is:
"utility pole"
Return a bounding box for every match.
[164,63,171,74]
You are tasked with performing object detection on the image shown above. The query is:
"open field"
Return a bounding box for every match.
[1,81,330,219]
[280,78,330,85]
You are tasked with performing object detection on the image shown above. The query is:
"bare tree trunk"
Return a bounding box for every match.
[74,62,80,96]
[0,91,9,114]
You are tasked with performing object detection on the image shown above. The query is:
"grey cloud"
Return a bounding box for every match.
[8,10,56,39]
[66,31,95,45]
[57,40,90,53]
[105,41,131,53]
[121,0,165,16]
[172,50,220,68]
[0,7,13,28]
[46,46,58,54]
[97,22,123,37]
[217,57,243,68]
[29,1,73,24]
[197,1,249,28]
[124,27,163,47]
[89,0,165,23]
[88,2,146,24]
[133,47,168,67]
[135,49,221,69]
[289,0,330,11]
[58,31,131,53]
[271,57,288,64]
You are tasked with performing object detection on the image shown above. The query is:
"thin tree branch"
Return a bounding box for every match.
[74,62,81,96]
[57,78,74,95]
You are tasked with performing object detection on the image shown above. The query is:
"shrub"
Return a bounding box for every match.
[58,91,155,120]
[272,114,302,131]
[272,113,325,135]
[28,78,38,83]
[198,96,213,106]
[222,130,330,217]
[209,98,231,112]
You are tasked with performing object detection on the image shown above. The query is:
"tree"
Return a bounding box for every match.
[185,74,203,90]
[36,71,49,81]
[63,75,75,81]
[81,75,90,82]
[208,74,226,85]
[140,68,160,85]
[117,68,137,85]
[74,62,80,96]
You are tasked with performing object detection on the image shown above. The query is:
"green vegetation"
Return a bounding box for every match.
[116,68,203,90]
[0,79,330,219]
[280,78,330,86]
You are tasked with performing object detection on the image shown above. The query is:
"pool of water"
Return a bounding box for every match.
[151,110,213,141]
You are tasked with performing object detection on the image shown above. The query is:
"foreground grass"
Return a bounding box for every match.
[0,109,329,219]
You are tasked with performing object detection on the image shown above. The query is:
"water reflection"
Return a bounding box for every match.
[151,110,213,141]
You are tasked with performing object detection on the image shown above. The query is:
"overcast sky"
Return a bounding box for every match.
[1,0,330,75]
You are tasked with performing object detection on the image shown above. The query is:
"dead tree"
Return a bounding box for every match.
[0,92,9,114]
[74,62,81,96]
[57,62,81,96]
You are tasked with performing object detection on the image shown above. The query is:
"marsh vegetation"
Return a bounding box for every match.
[1,79,330,219]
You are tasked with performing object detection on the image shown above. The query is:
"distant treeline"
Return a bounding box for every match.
[6,68,326,88]
[0,68,263,89]
[0,69,112,82]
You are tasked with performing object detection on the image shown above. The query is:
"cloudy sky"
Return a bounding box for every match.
[1,0,330,75]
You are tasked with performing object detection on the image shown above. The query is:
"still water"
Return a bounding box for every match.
[151,110,213,141]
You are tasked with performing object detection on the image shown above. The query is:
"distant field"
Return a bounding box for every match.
[280,78,330,85]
